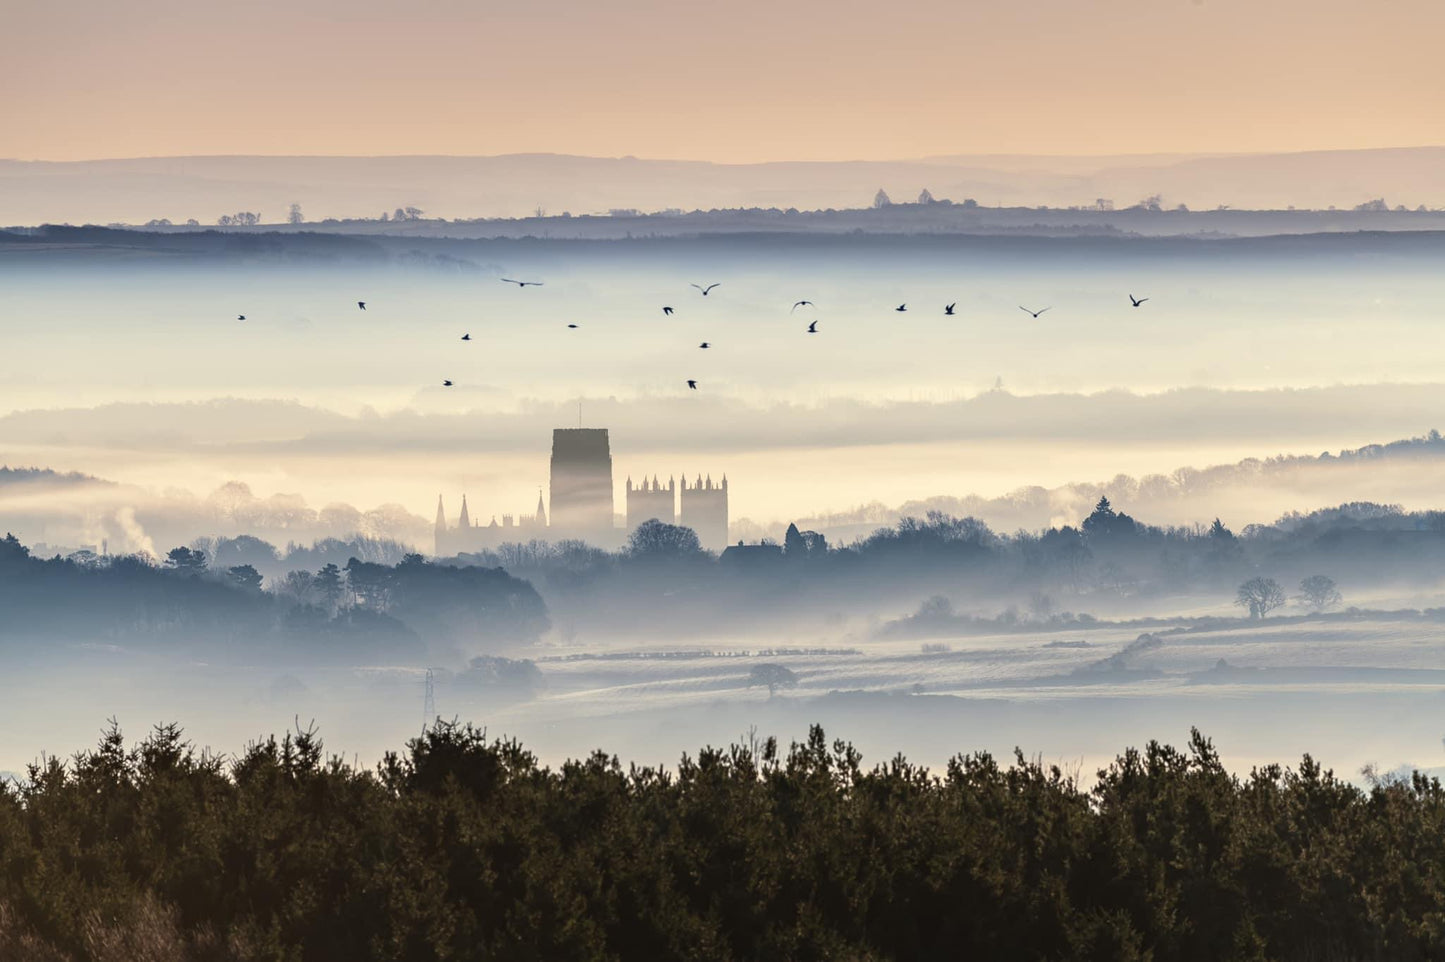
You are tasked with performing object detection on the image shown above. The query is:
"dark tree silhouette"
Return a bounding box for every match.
[747,662,798,697]
[1299,574,1343,611]
[1236,576,1286,618]
[164,546,207,573]
[226,564,263,591]
[1209,518,1235,541]
[626,519,704,560]
[313,562,345,611]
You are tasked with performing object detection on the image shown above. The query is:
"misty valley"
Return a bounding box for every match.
[5,486,1445,783]
[5,219,1445,959]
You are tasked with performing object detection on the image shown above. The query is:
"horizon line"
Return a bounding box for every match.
[5,144,1445,166]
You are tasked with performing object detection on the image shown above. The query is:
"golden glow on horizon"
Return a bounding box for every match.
[3,0,1442,162]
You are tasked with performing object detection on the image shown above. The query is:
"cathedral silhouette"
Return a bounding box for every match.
[435,428,728,555]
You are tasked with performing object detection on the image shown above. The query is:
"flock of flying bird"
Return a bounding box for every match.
[237,281,1150,392]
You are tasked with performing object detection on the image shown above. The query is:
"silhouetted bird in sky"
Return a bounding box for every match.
[896,304,907,312]
[461,333,471,341]
[792,300,814,312]
[236,314,246,320]
[687,380,698,390]
[691,283,720,295]
[807,320,818,333]
[1129,294,1149,307]
[357,301,366,310]
[501,278,543,287]
[1019,305,1051,318]
[662,306,674,315]
[442,379,453,386]
[944,303,956,315]
[699,342,710,348]
[567,323,578,329]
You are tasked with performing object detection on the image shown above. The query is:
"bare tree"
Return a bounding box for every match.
[1298,575,1342,611]
[1236,577,1286,619]
[288,203,304,225]
[873,188,892,209]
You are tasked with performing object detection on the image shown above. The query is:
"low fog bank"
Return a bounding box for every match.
[0,468,431,558]
[763,431,1445,543]
[9,387,1445,459]
[9,429,1445,568]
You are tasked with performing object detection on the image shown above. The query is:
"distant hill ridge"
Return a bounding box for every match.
[776,431,1445,543]
[2,147,1442,227]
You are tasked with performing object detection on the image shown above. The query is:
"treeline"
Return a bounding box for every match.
[0,536,548,660]
[437,501,1445,637]
[10,497,1445,650]
[2,722,1444,960]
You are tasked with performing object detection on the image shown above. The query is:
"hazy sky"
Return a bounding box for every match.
[4,0,1442,162]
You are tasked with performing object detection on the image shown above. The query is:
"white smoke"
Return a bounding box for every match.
[110,506,157,560]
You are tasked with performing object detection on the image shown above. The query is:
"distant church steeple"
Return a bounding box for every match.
[458,494,471,528]
[535,487,547,526]
[435,495,447,532]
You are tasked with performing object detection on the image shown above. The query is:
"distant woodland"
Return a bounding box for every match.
[7,493,1445,655]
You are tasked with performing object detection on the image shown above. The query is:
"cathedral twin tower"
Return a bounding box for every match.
[435,428,728,556]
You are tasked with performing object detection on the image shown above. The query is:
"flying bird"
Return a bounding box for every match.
[699,342,710,349]
[567,323,578,329]
[357,301,366,310]
[236,314,246,320]
[687,380,698,390]
[806,320,818,333]
[461,333,471,341]
[895,304,907,312]
[944,303,956,315]
[791,300,815,312]
[501,278,544,287]
[662,306,674,315]
[691,283,721,296]
[442,379,453,387]
[1019,306,1051,318]
[1129,294,1149,307]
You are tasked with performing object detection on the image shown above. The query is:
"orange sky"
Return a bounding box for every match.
[3,0,1442,162]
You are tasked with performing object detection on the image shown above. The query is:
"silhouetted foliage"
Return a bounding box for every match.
[164,546,207,572]
[454,655,544,695]
[225,564,263,591]
[1299,574,1343,611]
[1236,576,1287,618]
[1,722,1444,961]
[747,662,798,696]
[0,534,545,659]
[626,518,704,560]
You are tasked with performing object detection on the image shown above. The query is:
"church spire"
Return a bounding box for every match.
[535,487,547,526]
[435,495,447,532]
[458,494,471,528]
